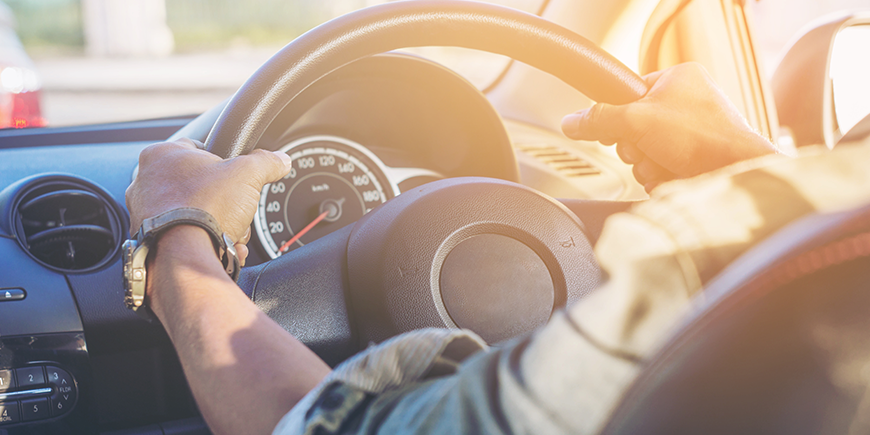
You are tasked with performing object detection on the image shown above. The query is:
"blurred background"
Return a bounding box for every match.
[4,0,870,128]
[8,0,377,127]
[8,0,541,127]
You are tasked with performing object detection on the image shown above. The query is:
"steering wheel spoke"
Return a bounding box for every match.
[239,225,357,366]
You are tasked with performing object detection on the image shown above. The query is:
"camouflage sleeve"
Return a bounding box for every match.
[275,143,870,435]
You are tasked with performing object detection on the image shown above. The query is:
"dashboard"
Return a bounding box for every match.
[0,53,641,434]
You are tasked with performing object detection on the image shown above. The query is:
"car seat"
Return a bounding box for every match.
[600,201,870,434]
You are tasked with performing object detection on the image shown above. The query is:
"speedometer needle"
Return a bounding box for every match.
[279,210,330,254]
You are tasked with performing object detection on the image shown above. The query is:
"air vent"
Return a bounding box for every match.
[12,176,126,273]
[516,143,601,177]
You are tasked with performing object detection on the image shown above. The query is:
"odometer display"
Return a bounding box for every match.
[255,135,399,258]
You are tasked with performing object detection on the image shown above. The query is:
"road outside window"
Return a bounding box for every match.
[8,0,542,128]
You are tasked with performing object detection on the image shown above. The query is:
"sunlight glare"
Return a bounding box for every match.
[830,25,870,135]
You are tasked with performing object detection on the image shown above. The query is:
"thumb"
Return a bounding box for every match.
[234,149,294,187]
[561,102,629,142]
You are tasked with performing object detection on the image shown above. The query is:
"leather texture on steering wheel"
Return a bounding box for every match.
[204,0,649,158]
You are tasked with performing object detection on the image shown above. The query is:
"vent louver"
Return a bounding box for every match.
[516,143,601,177]
[13,177,125,273]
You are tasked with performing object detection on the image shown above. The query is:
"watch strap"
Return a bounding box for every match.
[125,208,240,321]
[140,207,224,245]
[139,207,240,281]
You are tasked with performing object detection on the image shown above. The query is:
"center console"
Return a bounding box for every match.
[0,174,210,434]
[0,334,92,432]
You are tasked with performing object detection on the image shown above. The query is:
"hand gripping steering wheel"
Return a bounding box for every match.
[206,0,649,364]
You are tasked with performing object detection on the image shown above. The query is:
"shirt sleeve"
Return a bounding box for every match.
[275,144,870,435]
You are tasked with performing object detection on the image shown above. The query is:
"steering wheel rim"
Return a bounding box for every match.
[225,0,647,363]
[204,0,648,158]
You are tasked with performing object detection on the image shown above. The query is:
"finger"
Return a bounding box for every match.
[642,69,667,88]
[234,149,294,186]
[616,142,645,164]
[561,103,628,141]
[644,181,661,194]
[173,137,200,150]
[138,141,177,166]
[235,243,249,268]
[599,137,617,146]
[240,227,251,244]
[632,157,673,186]
[174,138,217,160]
[124,184,139,235]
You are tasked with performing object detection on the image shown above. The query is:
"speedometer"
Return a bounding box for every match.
[254,135,400,259]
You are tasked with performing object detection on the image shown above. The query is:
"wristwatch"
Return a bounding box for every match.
[123,207,240,320]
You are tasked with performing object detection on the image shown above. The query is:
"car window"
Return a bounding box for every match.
[749,0,870,76]
[6,0,543,128]
[749,0,870,142]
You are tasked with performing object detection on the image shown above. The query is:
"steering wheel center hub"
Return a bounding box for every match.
[440,233,554,343]
[346,177,602,344]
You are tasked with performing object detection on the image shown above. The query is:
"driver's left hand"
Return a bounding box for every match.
[126,138,293,263]
[561,63,778,191]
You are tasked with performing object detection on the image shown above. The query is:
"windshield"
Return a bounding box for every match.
[9,0,870,130]
[8,0,543,128]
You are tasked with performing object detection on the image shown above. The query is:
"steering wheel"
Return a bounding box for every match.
[206,0,649,364]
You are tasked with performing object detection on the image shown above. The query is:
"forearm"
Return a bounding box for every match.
[148,226,330,435]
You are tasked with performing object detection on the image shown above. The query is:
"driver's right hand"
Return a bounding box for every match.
[126,138,293,247]
[561,62,779,191]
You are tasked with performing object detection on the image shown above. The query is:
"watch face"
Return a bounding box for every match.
[122,239,140,310]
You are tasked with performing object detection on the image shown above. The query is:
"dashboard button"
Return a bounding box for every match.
[0,288,25,301]
[21,397,48,421]
[0,369,13,391]
[50,393,74,417]
[0,401,20,424]
[46,366,76,416]
[15,366,46,387]
[46,366,73,387]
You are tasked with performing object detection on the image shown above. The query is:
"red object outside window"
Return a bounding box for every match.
[10,90,46,128]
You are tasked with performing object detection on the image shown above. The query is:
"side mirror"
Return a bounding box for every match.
[772,12,870,148]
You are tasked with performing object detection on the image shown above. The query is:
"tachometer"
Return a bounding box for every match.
[254,135,400,258]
